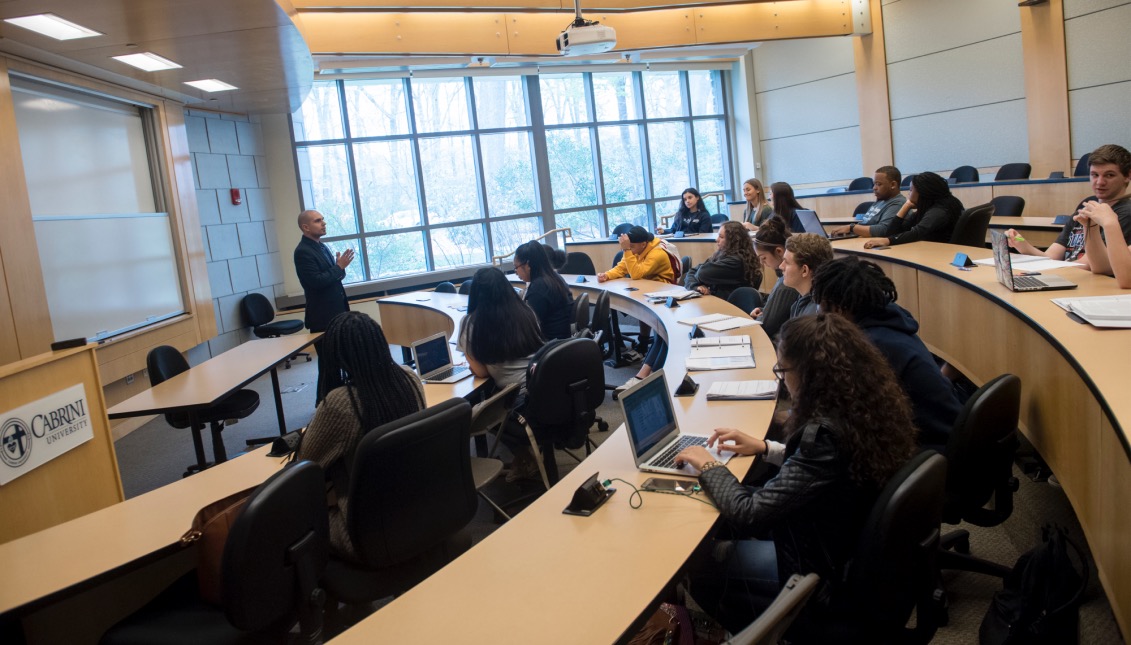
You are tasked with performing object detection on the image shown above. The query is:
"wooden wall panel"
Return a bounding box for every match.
[1019,0,1071,179]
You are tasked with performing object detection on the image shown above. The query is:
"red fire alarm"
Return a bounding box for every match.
[230,188,242,205]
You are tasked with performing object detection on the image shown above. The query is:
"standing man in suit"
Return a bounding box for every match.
[294,209,353,402]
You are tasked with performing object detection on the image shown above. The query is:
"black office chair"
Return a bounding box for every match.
[239,293,310,369]
[995,163,1032,181]
[571,292,590,334]
[724,573,820,645]
[901,173,916,189]
[435,281,457,293]
[606,250,643,361]
[949,202,995,248]
[458,279,473,295]
[521,338,608,487]
[939,374,1021,578]
[322,399,477,622]
[100,461,330,645]
[710,213,729,225]
[590,289,616,360]
[726,287,763,314]
[680,255,692,280]
[950,165,980,183]
[852,201,875,218]
[609,222,635,239]
[1074,152,1091,177]
[560,251,597,275]
[147,346,260,477]
[848,176,874,191]
[796,451,947,644]
[990,195,1025,217]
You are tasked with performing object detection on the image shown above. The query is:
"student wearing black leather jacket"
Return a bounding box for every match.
[676,314,919,633]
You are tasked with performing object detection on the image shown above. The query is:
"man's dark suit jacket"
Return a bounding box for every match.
[294,236,349,332]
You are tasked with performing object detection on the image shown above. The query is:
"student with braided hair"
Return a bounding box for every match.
[862,171,964,248]
[812,256,960,449]
[297,311,426,560]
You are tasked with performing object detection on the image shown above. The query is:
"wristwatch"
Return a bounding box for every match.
[849,223,856,234]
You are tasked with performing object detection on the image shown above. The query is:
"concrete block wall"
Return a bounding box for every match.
[184,109,284,362]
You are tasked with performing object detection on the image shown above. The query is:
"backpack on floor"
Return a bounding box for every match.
[979,523,1088,645]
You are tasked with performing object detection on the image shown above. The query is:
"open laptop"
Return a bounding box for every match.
[795,209,856,240]
[619,370,732,475]
[410,332,474,384]
[989,230,1077,292]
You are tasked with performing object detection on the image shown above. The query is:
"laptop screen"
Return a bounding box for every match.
[794,209,827,237]
[621,373,678,458]
[990,230,1014,289]
[414,334,451,375]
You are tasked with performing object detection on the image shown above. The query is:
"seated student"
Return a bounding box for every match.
[597,226,674,284]
[812,257,962,449]
[514,241,573,340]
[296,312,426,561]
[1076,199,1131,287]
[657,187,713,235]
[770,181,805,232]
[741,178,774,231]
[781,232,833,319]
[829,166,908,238]
[685,221,764,301]
[1006,144,1131,267]
[541,243,568,271]
[675,313,918,633]
[862,172,964,248]
[458,266,546,480]
[749,217,800,340]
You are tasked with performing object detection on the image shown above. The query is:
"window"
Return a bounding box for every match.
[292,70,732,284]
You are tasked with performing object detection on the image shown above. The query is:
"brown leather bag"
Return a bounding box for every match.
[180,486,256,606]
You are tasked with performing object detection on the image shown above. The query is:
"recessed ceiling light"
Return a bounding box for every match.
[112,52,182,72]
[4,13,102,40]
[184,79,238,92]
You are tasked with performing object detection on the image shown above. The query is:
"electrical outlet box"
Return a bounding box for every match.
[125,374,134,385]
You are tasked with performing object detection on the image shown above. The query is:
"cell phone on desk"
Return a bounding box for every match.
[641,477,698,493]
[624,287,639,291]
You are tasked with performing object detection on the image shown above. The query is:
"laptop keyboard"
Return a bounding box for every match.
[429,365,468,381]
[649,435,708,469]
[1013,276,1046,290]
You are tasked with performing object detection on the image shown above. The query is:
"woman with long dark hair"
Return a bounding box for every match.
[863,171,964,248]
[685,220,763,301]
[657,187,713,235]
[297,311,426,560]
[677,313,919,632]
[514,241,574,340]
[749,217,800,340]
[741,178,773,231]
[770,181,805,232]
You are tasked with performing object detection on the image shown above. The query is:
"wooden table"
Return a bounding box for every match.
[829,238,1131,636]
[335,278,777,644]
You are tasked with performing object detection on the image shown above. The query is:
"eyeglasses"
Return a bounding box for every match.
[771,363,792,379]
[514,261,528,270]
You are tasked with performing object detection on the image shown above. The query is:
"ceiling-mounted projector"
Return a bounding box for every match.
[556,20,617,56]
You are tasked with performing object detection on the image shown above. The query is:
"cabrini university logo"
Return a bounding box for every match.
[1,417,32,468]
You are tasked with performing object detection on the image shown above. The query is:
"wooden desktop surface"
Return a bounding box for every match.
[336,277,777,644]
[828,238,1131,635]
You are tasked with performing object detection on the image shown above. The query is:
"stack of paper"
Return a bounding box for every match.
[700,317,760,332]
[1052,294,1131,328]
[686,336,756,371]
[644,288,700,301]
[706,380,779,401]
[679,313,732,326]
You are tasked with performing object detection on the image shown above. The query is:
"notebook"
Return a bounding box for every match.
[619,370,733,475]
[989,230,1077,292]
[795,209,856,240]
[410,332,474,384]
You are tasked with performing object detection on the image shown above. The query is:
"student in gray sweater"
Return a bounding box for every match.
[750,217,800,341]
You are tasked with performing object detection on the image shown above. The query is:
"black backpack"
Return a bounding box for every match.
[979,523,1088,645]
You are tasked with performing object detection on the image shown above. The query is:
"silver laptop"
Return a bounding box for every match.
[619,370,732,475]
[795,209,856,240]
[989,230,1077,292]
[410,332,474,384]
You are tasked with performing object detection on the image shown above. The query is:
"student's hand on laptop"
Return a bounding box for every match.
[674,446,713,470]
[829,225,852,237]
[708,428,763,456]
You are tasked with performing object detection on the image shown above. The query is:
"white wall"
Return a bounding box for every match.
[1064,0,1131,159]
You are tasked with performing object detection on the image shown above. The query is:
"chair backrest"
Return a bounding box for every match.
[347,398,477,567]
[469,383,520,439]
[435,281,457,293]
[240,293,276,328]
[680,255,691,279]
[561,251,597,275]
[221,460,329,632]
[590,290,612,350]
[901,173,916,188]
[610,222,634,237]
[1074,152,1091,177]
[572,292,591,333]
[950,165,980,183]
[995,162,1032,181]
[727,287,763,314]
[949,202,995,247]
[944,374,1021,526]
[612,250,624,269]
[458,279,473,295]
[845,451,947,642]
[852,201,875,217]
[710,213,728,224]
[848,176,873,191]
[523,338,606,449]
[725,573,820,645]
[146,345,189,386]
[990,195,1025,217]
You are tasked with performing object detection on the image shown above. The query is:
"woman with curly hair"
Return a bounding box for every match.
[676,313,919,632]
[685,220,764,301]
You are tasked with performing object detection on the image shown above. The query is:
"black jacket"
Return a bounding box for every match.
[699,420,878,591]
[294,236,349,332]
[684,254,756,301]
[888,196,964,245]
[524,278,573,340]
[666,209,713,234]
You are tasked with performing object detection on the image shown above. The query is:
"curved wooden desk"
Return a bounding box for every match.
[831,239,1130,635]
[335,278,777,644]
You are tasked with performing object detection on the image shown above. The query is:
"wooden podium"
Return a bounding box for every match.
[0,345,123,544]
